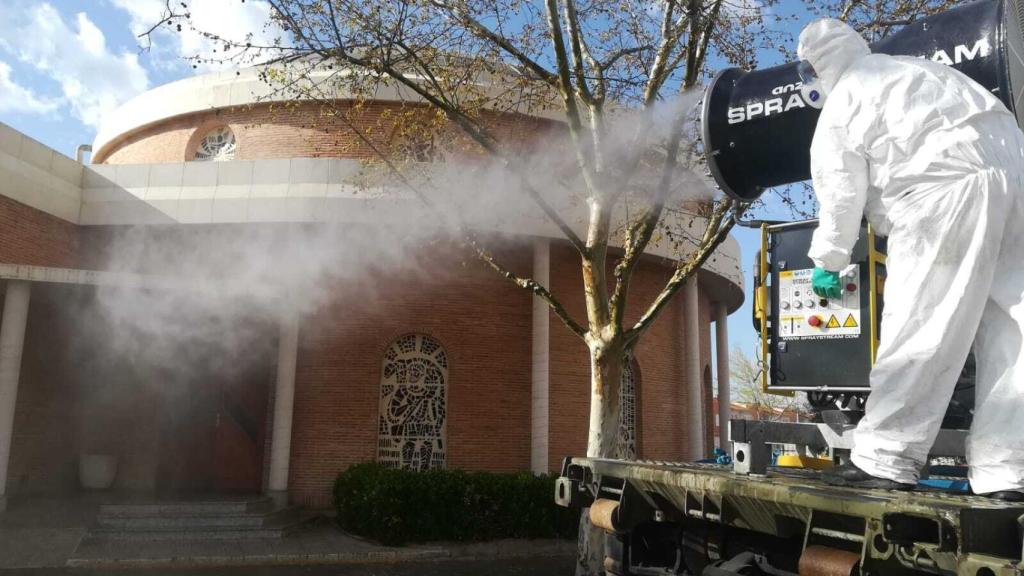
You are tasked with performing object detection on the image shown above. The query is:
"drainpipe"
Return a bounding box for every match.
[75,145,92,164]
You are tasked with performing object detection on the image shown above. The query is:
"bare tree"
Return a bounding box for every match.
[729,347,806,422]
[144,0,775,468]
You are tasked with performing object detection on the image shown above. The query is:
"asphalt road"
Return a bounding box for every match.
[0,557,575,576]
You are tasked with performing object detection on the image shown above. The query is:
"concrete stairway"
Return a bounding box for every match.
[87,497,315,539]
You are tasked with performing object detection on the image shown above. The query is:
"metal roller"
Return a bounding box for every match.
[589,498,620,533]
[798,545,861,576]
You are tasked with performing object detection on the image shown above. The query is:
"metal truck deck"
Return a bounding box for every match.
[557,457,1024,575]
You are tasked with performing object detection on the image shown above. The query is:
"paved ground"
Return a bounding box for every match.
[0,496,95,569]
[0,496,575,571]
[0,556,575,575]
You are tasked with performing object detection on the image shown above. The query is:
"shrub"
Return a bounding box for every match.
[333,462,579,545]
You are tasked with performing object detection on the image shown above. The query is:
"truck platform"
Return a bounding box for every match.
[556,457,1024,576]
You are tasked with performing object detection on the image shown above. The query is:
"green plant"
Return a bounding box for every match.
[333,463,578,545]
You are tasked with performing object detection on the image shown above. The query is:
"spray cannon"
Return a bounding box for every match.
[702,0,1024,201]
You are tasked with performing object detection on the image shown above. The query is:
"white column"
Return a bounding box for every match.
[683,277,703,460]
[0,281,30,512]
[267,306,299,506]
[714,303,731,451]
[530,238,551,474]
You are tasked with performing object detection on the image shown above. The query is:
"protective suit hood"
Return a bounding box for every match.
[797,19,870,93]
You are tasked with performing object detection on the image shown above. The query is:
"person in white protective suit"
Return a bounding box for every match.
[798,18,1024,499]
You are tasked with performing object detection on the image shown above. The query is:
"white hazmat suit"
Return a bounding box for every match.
[800,19,1024,493]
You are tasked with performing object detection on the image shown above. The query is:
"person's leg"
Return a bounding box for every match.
[850,171,1010,485]
[968,171,1024,495]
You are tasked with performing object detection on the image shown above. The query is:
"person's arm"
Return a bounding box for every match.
[808,85,872,272]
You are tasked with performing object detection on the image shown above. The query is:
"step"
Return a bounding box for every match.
[86,511,317,541]
[84,526,295,540]
[94,507,300,530]
[98,497,273,518]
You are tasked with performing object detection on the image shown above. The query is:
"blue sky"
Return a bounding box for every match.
[0,0,817,355]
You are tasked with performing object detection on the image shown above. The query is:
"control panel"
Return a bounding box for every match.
[777,267,861,340]
[764,221,882,392]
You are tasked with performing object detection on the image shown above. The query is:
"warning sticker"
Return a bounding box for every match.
[776,267,862,340]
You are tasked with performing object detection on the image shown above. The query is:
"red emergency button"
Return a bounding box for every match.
[808,315,822,327]
[846,283,857,292]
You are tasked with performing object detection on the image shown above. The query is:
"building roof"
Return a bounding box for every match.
[92,64,566,162]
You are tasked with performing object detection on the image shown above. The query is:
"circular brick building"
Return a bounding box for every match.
[0,67,743,509]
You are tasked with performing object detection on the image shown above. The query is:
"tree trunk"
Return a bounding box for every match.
[577,338,624,576]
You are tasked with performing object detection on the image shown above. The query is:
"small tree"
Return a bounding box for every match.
[729,346,806,422]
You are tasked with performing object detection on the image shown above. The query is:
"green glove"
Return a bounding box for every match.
[811,267,843,299]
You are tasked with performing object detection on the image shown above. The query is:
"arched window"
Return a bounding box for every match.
[617,359,640,460]
[193,126,237,161]
[378,334,448,470]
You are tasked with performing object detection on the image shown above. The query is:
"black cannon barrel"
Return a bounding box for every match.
[703,0,1024,201]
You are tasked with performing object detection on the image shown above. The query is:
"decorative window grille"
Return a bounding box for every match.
[378,334,448,470]
[193,126,237,161]
[617,360,639,459]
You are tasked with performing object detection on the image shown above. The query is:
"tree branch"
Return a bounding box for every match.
[563,0,597,106]
[855,18,914,32]
[625,199,743,340]
[839,0,864,21]
[471,240,587,338]
[543,0,601,199]
[644,0,684,104]
[429,0,559,86]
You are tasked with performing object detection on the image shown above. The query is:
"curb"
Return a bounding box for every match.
[63,540,576,569]
[65,548,450,569]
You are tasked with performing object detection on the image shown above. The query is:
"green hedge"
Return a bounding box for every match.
[333,463,578,545]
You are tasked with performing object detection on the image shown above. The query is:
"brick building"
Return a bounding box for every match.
[0,67,742,510]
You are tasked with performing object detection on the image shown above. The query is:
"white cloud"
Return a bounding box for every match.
[0,61,60,116]
[0,3,150,128]
[111,0,281,71]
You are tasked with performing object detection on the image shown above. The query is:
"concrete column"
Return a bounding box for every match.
[0,281,30,512]
[714,303,731,451]
[530,238,551,474]
[683,277,703,460]
[267,306,299,506]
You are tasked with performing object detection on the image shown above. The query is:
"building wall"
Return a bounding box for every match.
[97,101,561,165]
[0,195,78,268]
[287,239,533,507]
[3,224,721,506]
